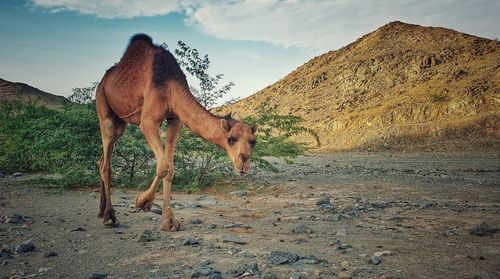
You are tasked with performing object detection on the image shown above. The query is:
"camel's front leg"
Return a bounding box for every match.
[161,119,183,231]
[160,172,182,231]
[135,118,167,211]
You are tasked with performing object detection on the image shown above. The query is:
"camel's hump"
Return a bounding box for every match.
[130,33,153,45]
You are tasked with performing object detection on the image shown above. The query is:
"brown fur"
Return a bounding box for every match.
[96,34,256,231]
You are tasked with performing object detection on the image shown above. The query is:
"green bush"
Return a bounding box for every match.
[0,41,319,190]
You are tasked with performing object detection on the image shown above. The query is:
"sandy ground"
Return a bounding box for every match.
[1,152,499,279]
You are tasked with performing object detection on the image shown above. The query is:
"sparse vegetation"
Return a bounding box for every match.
[0,41,315,190]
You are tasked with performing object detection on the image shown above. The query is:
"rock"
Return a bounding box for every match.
[13,172,23,177]
[183,237,200,246]
[15,240,34,253]
[339,244,353,250]
[261,271,277,279]
[70,227,87,232]
[206,224,217,229]
[208,273,222,279]
[293,224,313,235]
[38,267,51,273]
[290,272,304,279]
[227,247,241,255]
[150,207,163,215]
[340,261,349,267]
[230,190,248,197]
[5,214,23,224]
[268,251,300,265]
[470,222,498,236]
[371,255,382,265]
[138,230,154,242]
[224,223,251,229]
[336,229,347,236]
[338,271,353,279]
[222,234,246,245]
[43,251,58,258]
[443,228,457,237]
[191,218,203,224]
[316,197,331,206]
[90,273,108,279]
[373,251,391,257]
[319,203,334,210]
[193,266,217,276]
[228,263,258,277]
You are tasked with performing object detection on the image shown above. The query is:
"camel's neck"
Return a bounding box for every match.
[171,83,227,148]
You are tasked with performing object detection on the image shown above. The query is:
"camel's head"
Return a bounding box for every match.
[220,114,257,175]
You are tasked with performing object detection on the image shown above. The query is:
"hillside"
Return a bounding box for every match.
[217,21,500,151]
[0,78,68,109]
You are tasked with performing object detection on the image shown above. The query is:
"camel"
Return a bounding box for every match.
[95,34,256,231]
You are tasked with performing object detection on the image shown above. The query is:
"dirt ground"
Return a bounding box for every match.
[1,152,499,279]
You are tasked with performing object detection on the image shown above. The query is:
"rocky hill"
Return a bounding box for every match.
[217,21,500,151]
[0,78,68,109]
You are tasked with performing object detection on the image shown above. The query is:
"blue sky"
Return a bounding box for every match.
[1,0,498,103]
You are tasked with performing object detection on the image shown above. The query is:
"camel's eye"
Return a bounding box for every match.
[249,140,256,147]
[227,136,236,145]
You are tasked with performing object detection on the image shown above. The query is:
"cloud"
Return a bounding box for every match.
[187,0,500,52]
[30,0,182,18]
[31,0,499,52]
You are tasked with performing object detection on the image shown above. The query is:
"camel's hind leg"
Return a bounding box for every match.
[96,87,127,226]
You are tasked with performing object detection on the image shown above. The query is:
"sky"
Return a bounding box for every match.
[1,0,499,103]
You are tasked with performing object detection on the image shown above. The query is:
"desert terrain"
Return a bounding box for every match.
[1,152,499,279]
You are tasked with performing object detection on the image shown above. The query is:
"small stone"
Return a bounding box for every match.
[316,197,331,206]
[230,190,248,197]
[479,256,486,260]
[222,234,246,245]
[70,227,87,232]
[290,272,303,279]
[150,207,163,215]
[138,230,154,242]
[268,251,300,265]
[371,255,382,265]
[261,271,277,279]
[5,214,24,224]
[13,172,23,177]
[15,240,34,253]
[336,229,347,236]
[183,237,200,246]
[206,223,217,229]
[373,251,391,257]
[339,244,353,250]
[90,273,108,279]
[293,224,313,235]
[43,251,58,258]
[194,267,215,276]
[208,272,222,279]
[340,261,349,267]
[191,218,203,224]
[339,271,353,279]
[470,222,498,236]
[38,267,51,273]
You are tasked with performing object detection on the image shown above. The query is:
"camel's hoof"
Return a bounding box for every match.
[102,208,119,227]
[135,192,155,212]
[160,217,183,231]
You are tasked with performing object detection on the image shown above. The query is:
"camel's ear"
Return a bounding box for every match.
[251,124,258,134]
[220,119,231,133]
